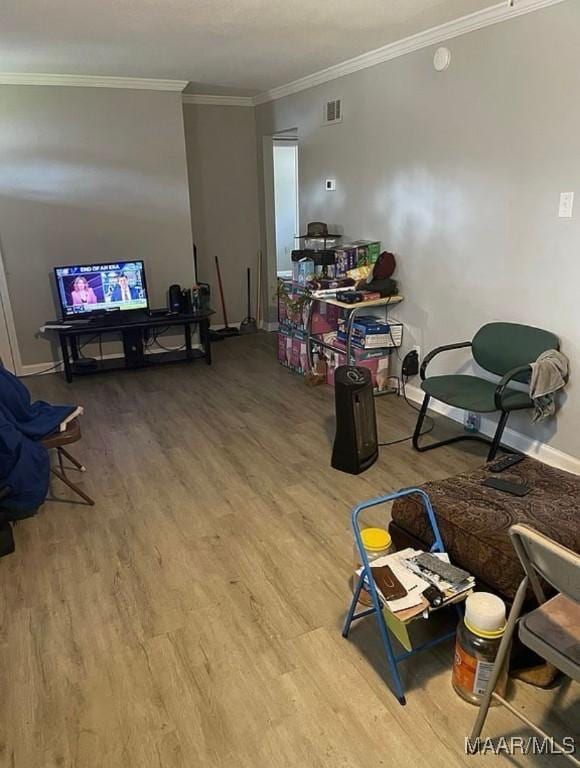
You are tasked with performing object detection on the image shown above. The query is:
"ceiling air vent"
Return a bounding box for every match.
[324,98,342,125]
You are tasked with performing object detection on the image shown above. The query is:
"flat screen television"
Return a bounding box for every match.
[54,260,149,319]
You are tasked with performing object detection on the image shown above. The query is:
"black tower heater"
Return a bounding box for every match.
[331,366,378,474]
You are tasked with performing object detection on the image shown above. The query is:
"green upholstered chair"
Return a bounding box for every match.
[412,322,560,461]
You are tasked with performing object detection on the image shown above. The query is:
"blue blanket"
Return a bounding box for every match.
[0,366,75,440]
[0,420,50,517]
[0,367,76,515]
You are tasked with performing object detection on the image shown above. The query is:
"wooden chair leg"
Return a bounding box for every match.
[57,448,65,474]
[50,466,95,506]
[50,446,93,504]
[58,447,86,472]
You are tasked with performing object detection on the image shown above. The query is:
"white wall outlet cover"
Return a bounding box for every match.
[325,179,336,191]
[558,192,574,218]
[433,47,451,72]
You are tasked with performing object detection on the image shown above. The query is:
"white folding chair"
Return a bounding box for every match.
[471,523,579,765]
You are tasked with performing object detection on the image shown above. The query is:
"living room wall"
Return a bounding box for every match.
[0,86,194,366]
[255,1,580,459]
[183,103,260,326]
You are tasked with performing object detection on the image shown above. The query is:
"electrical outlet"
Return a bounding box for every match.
[558,192,574,218]
[464,411,481,433]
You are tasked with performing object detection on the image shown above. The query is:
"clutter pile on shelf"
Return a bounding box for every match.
[277,222,403,392]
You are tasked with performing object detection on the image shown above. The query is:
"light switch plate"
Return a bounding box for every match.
[325,179,336,191]
[558,192,574,218]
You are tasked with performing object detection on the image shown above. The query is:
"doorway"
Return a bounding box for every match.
[0,241,18,373]
[272,139,299,278]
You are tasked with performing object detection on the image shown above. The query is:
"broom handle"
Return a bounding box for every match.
[215,255,229,327]
[256,250,262,325]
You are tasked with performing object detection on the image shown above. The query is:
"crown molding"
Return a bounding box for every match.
[0,73,188,91]
[0,0,565,102]
[253,0,567,105]
[182,93,255,107]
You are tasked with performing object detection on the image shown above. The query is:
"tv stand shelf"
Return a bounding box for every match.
[44,309,214,383]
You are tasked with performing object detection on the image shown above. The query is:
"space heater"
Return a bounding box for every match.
[331,366,378,474]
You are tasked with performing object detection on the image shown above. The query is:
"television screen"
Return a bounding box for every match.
[54,261,149,318]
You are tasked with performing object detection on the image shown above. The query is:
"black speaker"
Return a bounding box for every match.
[331,366,378,474]
[168,283,183,314]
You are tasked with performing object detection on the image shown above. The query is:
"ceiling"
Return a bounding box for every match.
[1,0,493,94]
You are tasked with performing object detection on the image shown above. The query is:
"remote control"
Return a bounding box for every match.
[489,454,525,473]
[482,477,530,497]
[411,553,471,586]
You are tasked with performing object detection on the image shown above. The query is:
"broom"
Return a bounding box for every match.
[239,267,258,334]
[214,255,239,337]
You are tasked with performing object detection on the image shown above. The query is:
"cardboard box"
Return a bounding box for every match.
[292,257,315,286]
[290,329,308,373]
[277,327,292,367]
[278,293,288,324]
[311,301,340,335]
[335,246,357,276]
[348,240,381,266]
[323,336,392,389]
[337,316,403,348]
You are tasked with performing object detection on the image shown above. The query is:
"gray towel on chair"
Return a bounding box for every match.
[529,349,569,422]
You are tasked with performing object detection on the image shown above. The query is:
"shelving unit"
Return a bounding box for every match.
[277,278,404,396]
[305,294,404,370]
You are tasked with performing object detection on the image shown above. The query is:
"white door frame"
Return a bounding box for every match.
[262,129,299,330]
[0,238,21,373]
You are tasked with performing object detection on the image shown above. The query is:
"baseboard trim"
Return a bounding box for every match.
[20,343,203,377]
[260,321,278,332]
[404,382,580,475]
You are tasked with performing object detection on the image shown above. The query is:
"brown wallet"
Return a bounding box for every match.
[370,565,407,601]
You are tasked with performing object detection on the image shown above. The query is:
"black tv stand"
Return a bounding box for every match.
[45,308,214,382]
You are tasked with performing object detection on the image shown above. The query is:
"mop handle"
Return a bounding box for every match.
[215,255,229,327]
[247,267,251,315]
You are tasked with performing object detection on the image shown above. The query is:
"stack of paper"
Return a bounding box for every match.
[357,547,475,622]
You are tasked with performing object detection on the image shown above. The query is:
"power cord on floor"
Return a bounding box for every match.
[378,374,434,447]
[19,362,64,378]
[149,325,186,352]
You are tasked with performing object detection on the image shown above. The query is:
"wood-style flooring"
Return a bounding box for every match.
[1,332,578,767]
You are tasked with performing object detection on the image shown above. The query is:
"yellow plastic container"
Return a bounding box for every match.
[352,527,394,606]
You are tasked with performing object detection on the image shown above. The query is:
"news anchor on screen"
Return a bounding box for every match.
[110,273,140,302]
[71,276,98,306]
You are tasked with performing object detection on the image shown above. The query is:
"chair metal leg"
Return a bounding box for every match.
[413,394,513,460]
[412,394,431,450]
[372,592,407,705]
[470,576,528,741]
[342,571,365,638]
[487,411,510,461]
[343,572,407,704]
